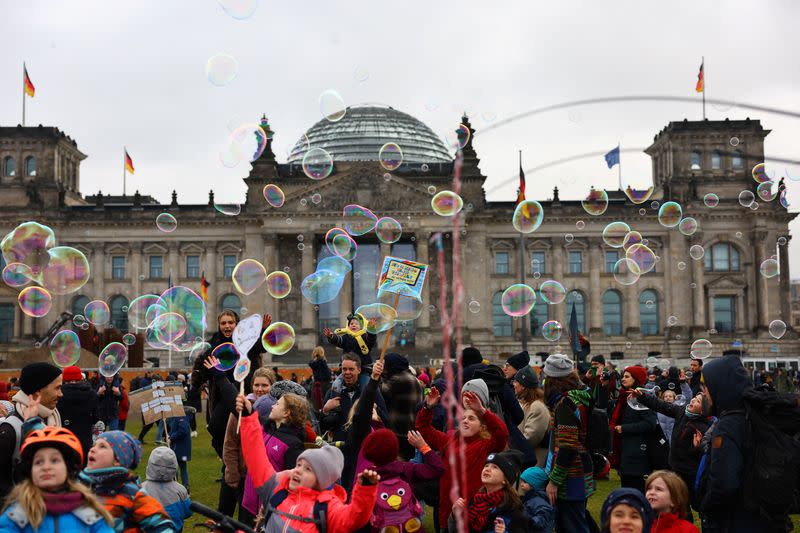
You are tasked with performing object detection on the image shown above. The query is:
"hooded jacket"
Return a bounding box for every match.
[58,380,99,466]
[0,501,114,533]
[142,447,192,531]
[96,378,122,425]
[521,488,555,533]
[380,353,423,442]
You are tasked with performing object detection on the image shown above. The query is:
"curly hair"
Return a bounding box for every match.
[280,393,308,429]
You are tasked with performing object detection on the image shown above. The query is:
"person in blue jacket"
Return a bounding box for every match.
[165,407,194,490]
[519,466,555,533]
[142,447,192,532]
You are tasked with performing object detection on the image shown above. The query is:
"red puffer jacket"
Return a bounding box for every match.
[651,512,700,533]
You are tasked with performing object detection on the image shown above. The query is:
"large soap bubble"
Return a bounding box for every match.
[512,201,544,233]
[262,322,296,355]
[501,284,536,317]
[40,246,90,295]
[355,303,398,334]
[50,330,81,368]
[1,221,56,280]
[232,259,266,295]
[301,270,344,305]
[99,342,128,377]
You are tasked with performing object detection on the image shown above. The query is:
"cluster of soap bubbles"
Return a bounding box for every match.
[126,286,208,353]
[231,259,292,299]
[2,222,91,318]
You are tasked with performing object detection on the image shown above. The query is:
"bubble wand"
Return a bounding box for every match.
[233,357,251,433]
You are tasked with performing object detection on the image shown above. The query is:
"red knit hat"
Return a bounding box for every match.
[624,365,647,387]
[62,366,83,383]
[361,429,399,467]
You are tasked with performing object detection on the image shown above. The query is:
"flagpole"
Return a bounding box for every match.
[22,63,26,127]
[702,56,706,120]
[123,147,127,196]
[617,142,622,190]
[518,150,528,352]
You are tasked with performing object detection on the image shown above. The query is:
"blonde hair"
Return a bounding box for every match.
[2,479,113,529]
[311,346,326,361]
[645,470,690,518]
[253,367,276,384]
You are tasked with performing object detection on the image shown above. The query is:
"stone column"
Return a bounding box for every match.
[551,239,566,326]
[262,235,277,318]
[754,231,769,330]
[624,282,638,335]
[301,233,315,330]
[92,243,105,300]
[588,240,602,335]
[131,246,142,297]
[779,236,791,327]
[205,245,217,315]
[167,244,179,283]
[416,232,431,329]
[691,243,706,330]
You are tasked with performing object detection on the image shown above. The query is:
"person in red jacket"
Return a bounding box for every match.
[117,384,130,431]
[644,470,699,533]
[416,386,509,531]
[235,393,380,533]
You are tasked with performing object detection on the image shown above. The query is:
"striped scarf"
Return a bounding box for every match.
[469,489,504,531]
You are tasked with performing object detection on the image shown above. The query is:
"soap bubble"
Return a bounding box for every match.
[778,236,788,246]
[2,263,33,288]
[623,231,643,251]
[49,330,81,367]
[84,300,110,326]
[759,258,779,278]
[127,295,162,330]
[756,182,775,202]
[317,255,351,278]
[40,246,90,295]
[541,320,563,341]
[217,0,258,20]
[455,123,471,149]
[266,271,292,299]
[626,244,656,274]
[375,217,402,244]
[431,191,464,216]
[667,315,678,326]
[355,303,397,334]
[99,342,128,377]
[319,89,346,122]
[427,186,437,195]
[211,342,239,371]
[769,319,787,339]
[263,184,285,208]
[188,341,211,364]
[302,147,334,180]
[512,201,544,233]
[331,233,358,261]
[624,187,654,205]
[751,163,771,184]
[214,203,242,216]
[156,213,177,233]
[157,286,207,351]
[1,221,55,279]
[564,234,574,243]
[122,333,136,346]
[738,190,755,207]
[262,322,295,355]
[311,193,322,204]
[576,220,585,230]
[501,284,536,317]
[151,312,188,344]
[677,261,686,270]
[206,53,238,87]
[301,270,344,305]
[602,221,631,248]
[678,217,698,236]
[581,189,608,216]
[689,245,705,260]
[690,338,713,359]
[539,280,567,304]
[627,394,649,411]
[703,193,719,208]
[343,205,378,236]
[613,258,641,286]
[657,202,682,228]
[468,300,481,314]
[378,143,403,171]
[232,259,266,295]
[324,228,350,256]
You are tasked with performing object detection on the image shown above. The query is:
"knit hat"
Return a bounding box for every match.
[461,378,490,408]
[62,366,83,383]
[417,372,430,387]
[297,444,344,489]
[601,488,654,532]
[506,351,530,371]
[361,428,399,467]
[98,430,142,470]
[543,354,574,378]
[461,346,483,367]
[514,366,539,389]
[19,362,62,395]
[486,449,525,485]
[520,466,549,490]
[624,366,648,388]
[270,380,307,399]
[591,354,606,365]
[253,395,276,419]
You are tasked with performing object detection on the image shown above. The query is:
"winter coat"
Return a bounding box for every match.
[96,380,122,426]
[58,380,99,465]
[309,358,332,383]
[650,512,699,533]
[518,400,550,449]
[325,330,376,367]
[239,411,378,533]
[521,488,555,533]
[380,354,423,439]
[545,389,595,501]
[610,391,658,478]
[222,413,247,488]
[142,447,192,531]
[697,355,762,532]
[415,405,509,528]
[166,415,192,462]
[340,376,383,492]
[320,378,388,443]
[447,497,530,533]
[0,502,114,533]
[118,387,130,422]
[688,371,702,397]
[373,449,445,486]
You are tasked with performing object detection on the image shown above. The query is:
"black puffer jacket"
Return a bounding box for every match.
[380,353,422,438]
[96,377,122,426]
[58,380,98,465]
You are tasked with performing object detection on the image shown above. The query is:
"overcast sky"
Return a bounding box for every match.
[3,1,800,272]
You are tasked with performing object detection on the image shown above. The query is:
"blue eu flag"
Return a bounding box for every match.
[604,146,620,169]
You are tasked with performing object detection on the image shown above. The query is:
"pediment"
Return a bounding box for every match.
[216,243,242,254]
[180,243,205,254]
[706,273,747,289]
[142,243,168,254]
[491,240,515,251]
[106,243,130,254]
[527,238,552,250]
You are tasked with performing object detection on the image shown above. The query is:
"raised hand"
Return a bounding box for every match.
[371,359,384,381]
[358,469,380,486]
[262,314,272,329]
[407,430,427,450]
[426,387,441,408]
[322,327,332,338]
[203,356,221,370]
[462,391,486,415]
[23,393,41,421]
[494,518,506,533]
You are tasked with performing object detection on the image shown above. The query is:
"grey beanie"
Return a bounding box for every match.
[146,446,178,482]
[297,444,344,489]
[270,380,307,399]
[461,378,490,408]
[543,353,574,378]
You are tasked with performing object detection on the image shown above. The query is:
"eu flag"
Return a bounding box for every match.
[604,146,620,169]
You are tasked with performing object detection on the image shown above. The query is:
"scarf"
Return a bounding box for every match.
[684,407,702,419]
[333,326,369,355]
[608,387,632,469]
[13,391,61,427]
[468,489,504,531]
[43,491,84,515]
[79,467,132,494]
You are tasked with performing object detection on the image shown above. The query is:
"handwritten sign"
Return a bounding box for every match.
[128,381,186,425]
[377,256,428,301]
[233,314,262,356]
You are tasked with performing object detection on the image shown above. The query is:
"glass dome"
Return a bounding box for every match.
[287,105,453,165]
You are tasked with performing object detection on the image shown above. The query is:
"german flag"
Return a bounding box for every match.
[23,64,35,97]
[124,149,135,174]
[516,162,529,216]
[695,61,704,93]
[200,271,210,302]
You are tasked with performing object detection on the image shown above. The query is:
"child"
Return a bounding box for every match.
[142,447,192,532]
[450,450,530,533]
[0,426,114,532]
[518,467,554,533]
[644,471,699,533]
[79,431,176,532]
[601,488,654,533]
[166,406,194,490]
[235,393,380,532]
[322,313,376,367]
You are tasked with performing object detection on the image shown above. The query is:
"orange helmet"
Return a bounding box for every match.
[20,426,84,467]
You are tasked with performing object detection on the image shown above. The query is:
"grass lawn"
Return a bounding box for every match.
[125,418,798,531]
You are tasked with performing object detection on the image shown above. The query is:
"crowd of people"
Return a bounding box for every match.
[0,308,796,532]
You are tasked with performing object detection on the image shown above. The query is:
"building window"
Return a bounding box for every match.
[223,255,237,278]
[531,251,546,275]
[732,150,743,169]
[391,243,417,346]
[713,296,736,333]
[566,291,586,333]
[605,251,619,273]
[704,243,740,272]
[690,150,702,170]
[71,295,90,317]
[530,291,548,337]
[221,293,242,317]
[639,289,659,335]
[24,156,36,177]
[109,295,129,331]
[492,292,513,337]
[316,248,340,335]
[603,290,623,336]
[568,251,583,273]
[149,256,163,278]
[495,252,509,274]
[353,243,381,309]
[711,150,722,170]
[3,156,15,177]
[186,255,200,279]
[111,256,126,280]
[0,304,14,342]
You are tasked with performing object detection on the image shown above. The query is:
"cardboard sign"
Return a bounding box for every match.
[233,314,262,356]
[377,256,428,301]
[128,381,186,425]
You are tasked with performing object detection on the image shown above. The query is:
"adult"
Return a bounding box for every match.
[0,362,63,499]
[319,353,388,442]
[541,354,595,533]
[96,374,123,431]
[308,345,331,410]
[513,366,550,466]
[503,350,530,381]
[609,365,658,494]
[58,365,98,466]
[688,359,703,396]
[584,354,616,411]
[773,368,793,393]
[380,352,423,459]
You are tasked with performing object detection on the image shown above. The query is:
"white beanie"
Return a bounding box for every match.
[543,354,574,378]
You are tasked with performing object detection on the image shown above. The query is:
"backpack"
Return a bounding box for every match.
[740,387,800,520]
[0,410,24,461]
[370,477,423,533]
[585,406,611,456]
[261,488,329,533]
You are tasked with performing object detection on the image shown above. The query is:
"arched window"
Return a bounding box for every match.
[71,295,90,317]
[220,293,242,317]
[602,290,623,336]
[711,150,722,170]
[639,289,659,335]
[3,156,15,177]
[492,292,513,337]
[109,295,129,331]
[732,150,744,169]
[24,156,36,177]
[530,291,548,337]
[690,150,702,170]
[566,291,586,334]
[704,243,741,272]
